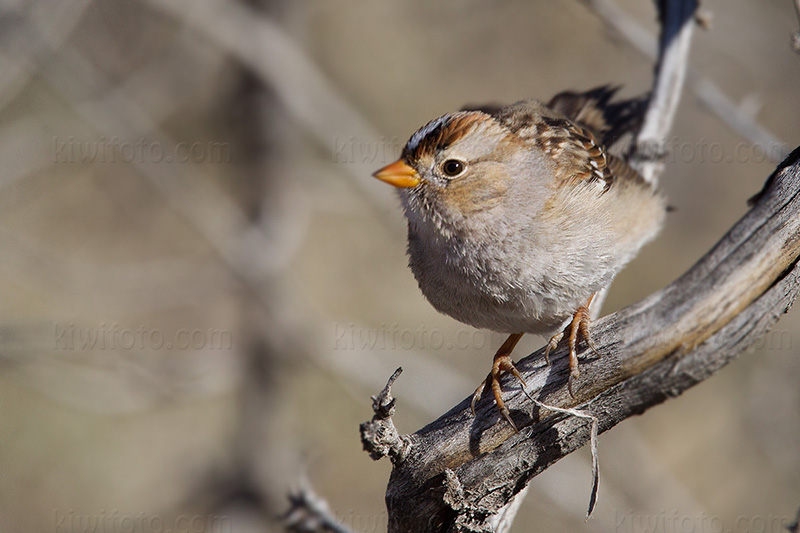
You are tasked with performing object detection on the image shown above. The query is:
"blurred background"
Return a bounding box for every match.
[1,0,799,531]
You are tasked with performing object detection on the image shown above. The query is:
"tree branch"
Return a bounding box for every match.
[373,147,800,531]
[630,0,697,184]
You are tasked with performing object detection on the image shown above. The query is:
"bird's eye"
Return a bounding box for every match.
[441,159,466,178]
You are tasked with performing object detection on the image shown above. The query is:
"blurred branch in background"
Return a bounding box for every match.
[144,0,399,220]
[1,5,302,415]
[0,0,92,110]
[283,479,354,533]
[0,0,314,529]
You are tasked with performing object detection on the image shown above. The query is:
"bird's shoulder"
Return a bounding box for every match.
[471,98,646,191]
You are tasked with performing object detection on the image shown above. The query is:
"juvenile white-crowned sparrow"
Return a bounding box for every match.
[373,87,665,429]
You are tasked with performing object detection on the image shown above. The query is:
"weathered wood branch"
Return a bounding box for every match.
[631,0,697,184]
[367,148,800,531]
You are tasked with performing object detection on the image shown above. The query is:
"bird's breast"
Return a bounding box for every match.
[406,221,588,335]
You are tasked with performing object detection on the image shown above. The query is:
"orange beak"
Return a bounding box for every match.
[372,159,420,188]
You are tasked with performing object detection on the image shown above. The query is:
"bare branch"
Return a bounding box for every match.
[584,0,789,163]
[630,0,697,184]
[368,148,800,531]
[360,368,412,464]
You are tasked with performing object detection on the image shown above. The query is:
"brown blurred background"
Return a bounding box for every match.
[1,1,798,532]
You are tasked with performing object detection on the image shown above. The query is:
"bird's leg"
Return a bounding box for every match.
[471,332,526,431]
[544,293,600,396]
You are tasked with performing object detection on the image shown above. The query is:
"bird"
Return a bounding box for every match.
[372,86,666,430]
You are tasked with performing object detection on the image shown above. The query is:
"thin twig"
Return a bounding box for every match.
[520,387,600,518]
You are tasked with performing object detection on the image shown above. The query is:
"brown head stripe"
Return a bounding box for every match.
[402,112,492,163]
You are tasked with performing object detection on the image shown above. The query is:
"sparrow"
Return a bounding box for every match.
[373,87,665,430]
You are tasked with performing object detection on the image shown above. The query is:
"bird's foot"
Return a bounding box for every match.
[471,333,526,431]
[545,296,600,397]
